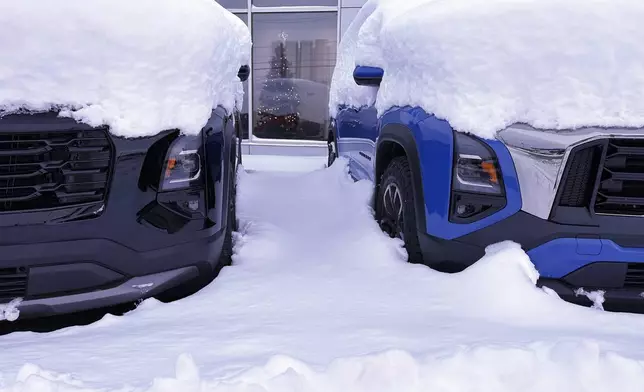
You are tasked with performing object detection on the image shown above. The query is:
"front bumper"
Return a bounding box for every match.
[416,122,644,311]
[418,209,644,311]
[539,279,644,313]
[10,266,198,318]
[0,231,226,319]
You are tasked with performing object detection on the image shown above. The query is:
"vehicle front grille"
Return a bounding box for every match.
[625,263,644,288]
[594,139,644,216]
[0,267,27,302]
[556,138,644,216]
[558,145,601,207]
[0,129,113,212]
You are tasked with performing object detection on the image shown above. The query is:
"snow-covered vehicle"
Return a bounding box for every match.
[0,0,250,320]
[329,0,644,310]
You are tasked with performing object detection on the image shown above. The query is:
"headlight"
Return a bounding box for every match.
[453,132,502,195]
[160,135,203,191]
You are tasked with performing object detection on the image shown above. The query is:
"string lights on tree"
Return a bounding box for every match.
[256,36,301,137]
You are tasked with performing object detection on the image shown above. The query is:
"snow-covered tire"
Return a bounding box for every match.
[376,156,424,264]
[327,136,337,168]
[218,164,237,267]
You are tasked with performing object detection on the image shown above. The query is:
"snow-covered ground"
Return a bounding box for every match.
[242,154,326,173]
[3,159,644,391]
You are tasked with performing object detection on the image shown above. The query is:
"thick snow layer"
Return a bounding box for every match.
[0,0,250,138]
[328,1,380,118]
[4,160,644,391]
[330,0,644,138]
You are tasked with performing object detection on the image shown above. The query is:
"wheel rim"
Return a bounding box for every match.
[381,182,405,241]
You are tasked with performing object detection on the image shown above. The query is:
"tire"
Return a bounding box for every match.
[327,136,337,167]
[218,163,237,267]
[376,156,424,264]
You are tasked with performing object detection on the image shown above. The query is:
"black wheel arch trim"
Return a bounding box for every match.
[376,123,427,234]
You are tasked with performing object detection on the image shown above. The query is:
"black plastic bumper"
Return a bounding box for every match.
[417,210,644,312]
[0,231,225,318]
[540,279,644,313]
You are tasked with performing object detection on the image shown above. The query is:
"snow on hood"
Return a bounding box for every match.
[0,0,251,138]
[331,0,644,139]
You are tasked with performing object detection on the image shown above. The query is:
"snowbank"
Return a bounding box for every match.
[6,342,644,392]
[331,0,644,138]
[0,0,251,138]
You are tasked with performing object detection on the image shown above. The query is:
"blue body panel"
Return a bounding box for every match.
[337,106,522,240]
[529,239,644,279]
[410,113,522,240]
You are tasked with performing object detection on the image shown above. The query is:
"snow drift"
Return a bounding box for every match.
[7,341,644,392]
[330,0,644,138]
[0,0,251,138]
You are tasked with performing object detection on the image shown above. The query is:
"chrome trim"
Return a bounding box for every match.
[455,172,495,190]
[458,154,483,160]
[496,124,644,219]
[169,150,201,184]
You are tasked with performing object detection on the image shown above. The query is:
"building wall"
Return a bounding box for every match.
[222,0,365,156]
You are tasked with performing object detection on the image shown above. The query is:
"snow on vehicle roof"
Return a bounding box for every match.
[0,0,251,138]
[330,0,644,139]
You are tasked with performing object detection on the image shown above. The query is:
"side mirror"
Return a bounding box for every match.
[238,65,250,82]
[353,66,383,87]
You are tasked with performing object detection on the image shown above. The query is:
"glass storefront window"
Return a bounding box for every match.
[252,12,337,141]
[253,0,337,6]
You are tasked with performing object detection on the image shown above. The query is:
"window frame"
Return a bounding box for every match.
[239,0,339,144]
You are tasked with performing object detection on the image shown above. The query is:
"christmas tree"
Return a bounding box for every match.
[255,42,301,137]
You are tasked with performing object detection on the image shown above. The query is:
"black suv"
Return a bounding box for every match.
[0,67,251,320]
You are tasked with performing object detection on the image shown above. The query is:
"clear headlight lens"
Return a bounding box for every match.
[453,132,502,195]
[160,135,202,191]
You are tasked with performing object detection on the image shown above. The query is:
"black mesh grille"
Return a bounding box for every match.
[0,129,112,212]
[594,139,644,216]
[625,263,644,288]
[558,146,601,207]
[0,267,28,302]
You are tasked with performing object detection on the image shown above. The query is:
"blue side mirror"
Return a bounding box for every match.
[353,66,383,87]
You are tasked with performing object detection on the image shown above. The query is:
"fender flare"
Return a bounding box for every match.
[376,123,427,233]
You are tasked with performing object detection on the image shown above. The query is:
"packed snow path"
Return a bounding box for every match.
[4,160,644,391]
